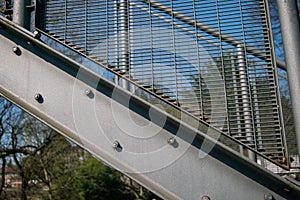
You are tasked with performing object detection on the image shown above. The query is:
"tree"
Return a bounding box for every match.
[0,96,160,199]
[69,157,132,200]
[22,133,84,200]
[0,97,55,199]
[268,0,300,60]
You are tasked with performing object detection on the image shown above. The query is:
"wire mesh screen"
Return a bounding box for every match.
[36,0,288,166]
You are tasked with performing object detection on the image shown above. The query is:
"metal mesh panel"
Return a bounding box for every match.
[36,0,287,166]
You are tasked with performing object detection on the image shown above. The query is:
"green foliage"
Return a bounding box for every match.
[21,132,156,200]
[70,157,133,200]
[0,97,159,199]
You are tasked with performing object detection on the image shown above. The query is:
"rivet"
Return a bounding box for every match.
[201,195,211,200]
[34,93,44,104]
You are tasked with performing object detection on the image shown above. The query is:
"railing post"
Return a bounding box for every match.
[277,0,300,157]
[230,52,243,155]
[114,0,119,86]
[237,44,256,161]
[13,0,30,29]
[120,0,130,90]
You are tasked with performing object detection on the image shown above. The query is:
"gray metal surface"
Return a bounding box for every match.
[1,16,300,200]
[277,0,300,158]
[35,0,288,167]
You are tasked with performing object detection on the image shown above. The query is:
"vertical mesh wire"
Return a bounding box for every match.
[36,0,288,167]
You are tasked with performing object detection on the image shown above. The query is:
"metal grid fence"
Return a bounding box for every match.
[36,0,288,167]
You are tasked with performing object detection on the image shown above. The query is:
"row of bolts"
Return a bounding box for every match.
[12,44,276,200]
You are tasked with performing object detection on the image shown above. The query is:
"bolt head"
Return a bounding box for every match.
[12,46,21,55]
[113,141,119,149]
[34,93,44,104]
[33,30,41,39]
[85,89,94,98]
[34,93,41,100]
[85,89,91,95]
[33,30,39,37]
[12,46,19,52]
[168,137,176,144]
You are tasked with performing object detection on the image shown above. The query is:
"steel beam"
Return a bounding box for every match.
[277,0,300,157]
[1,16,300,199]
